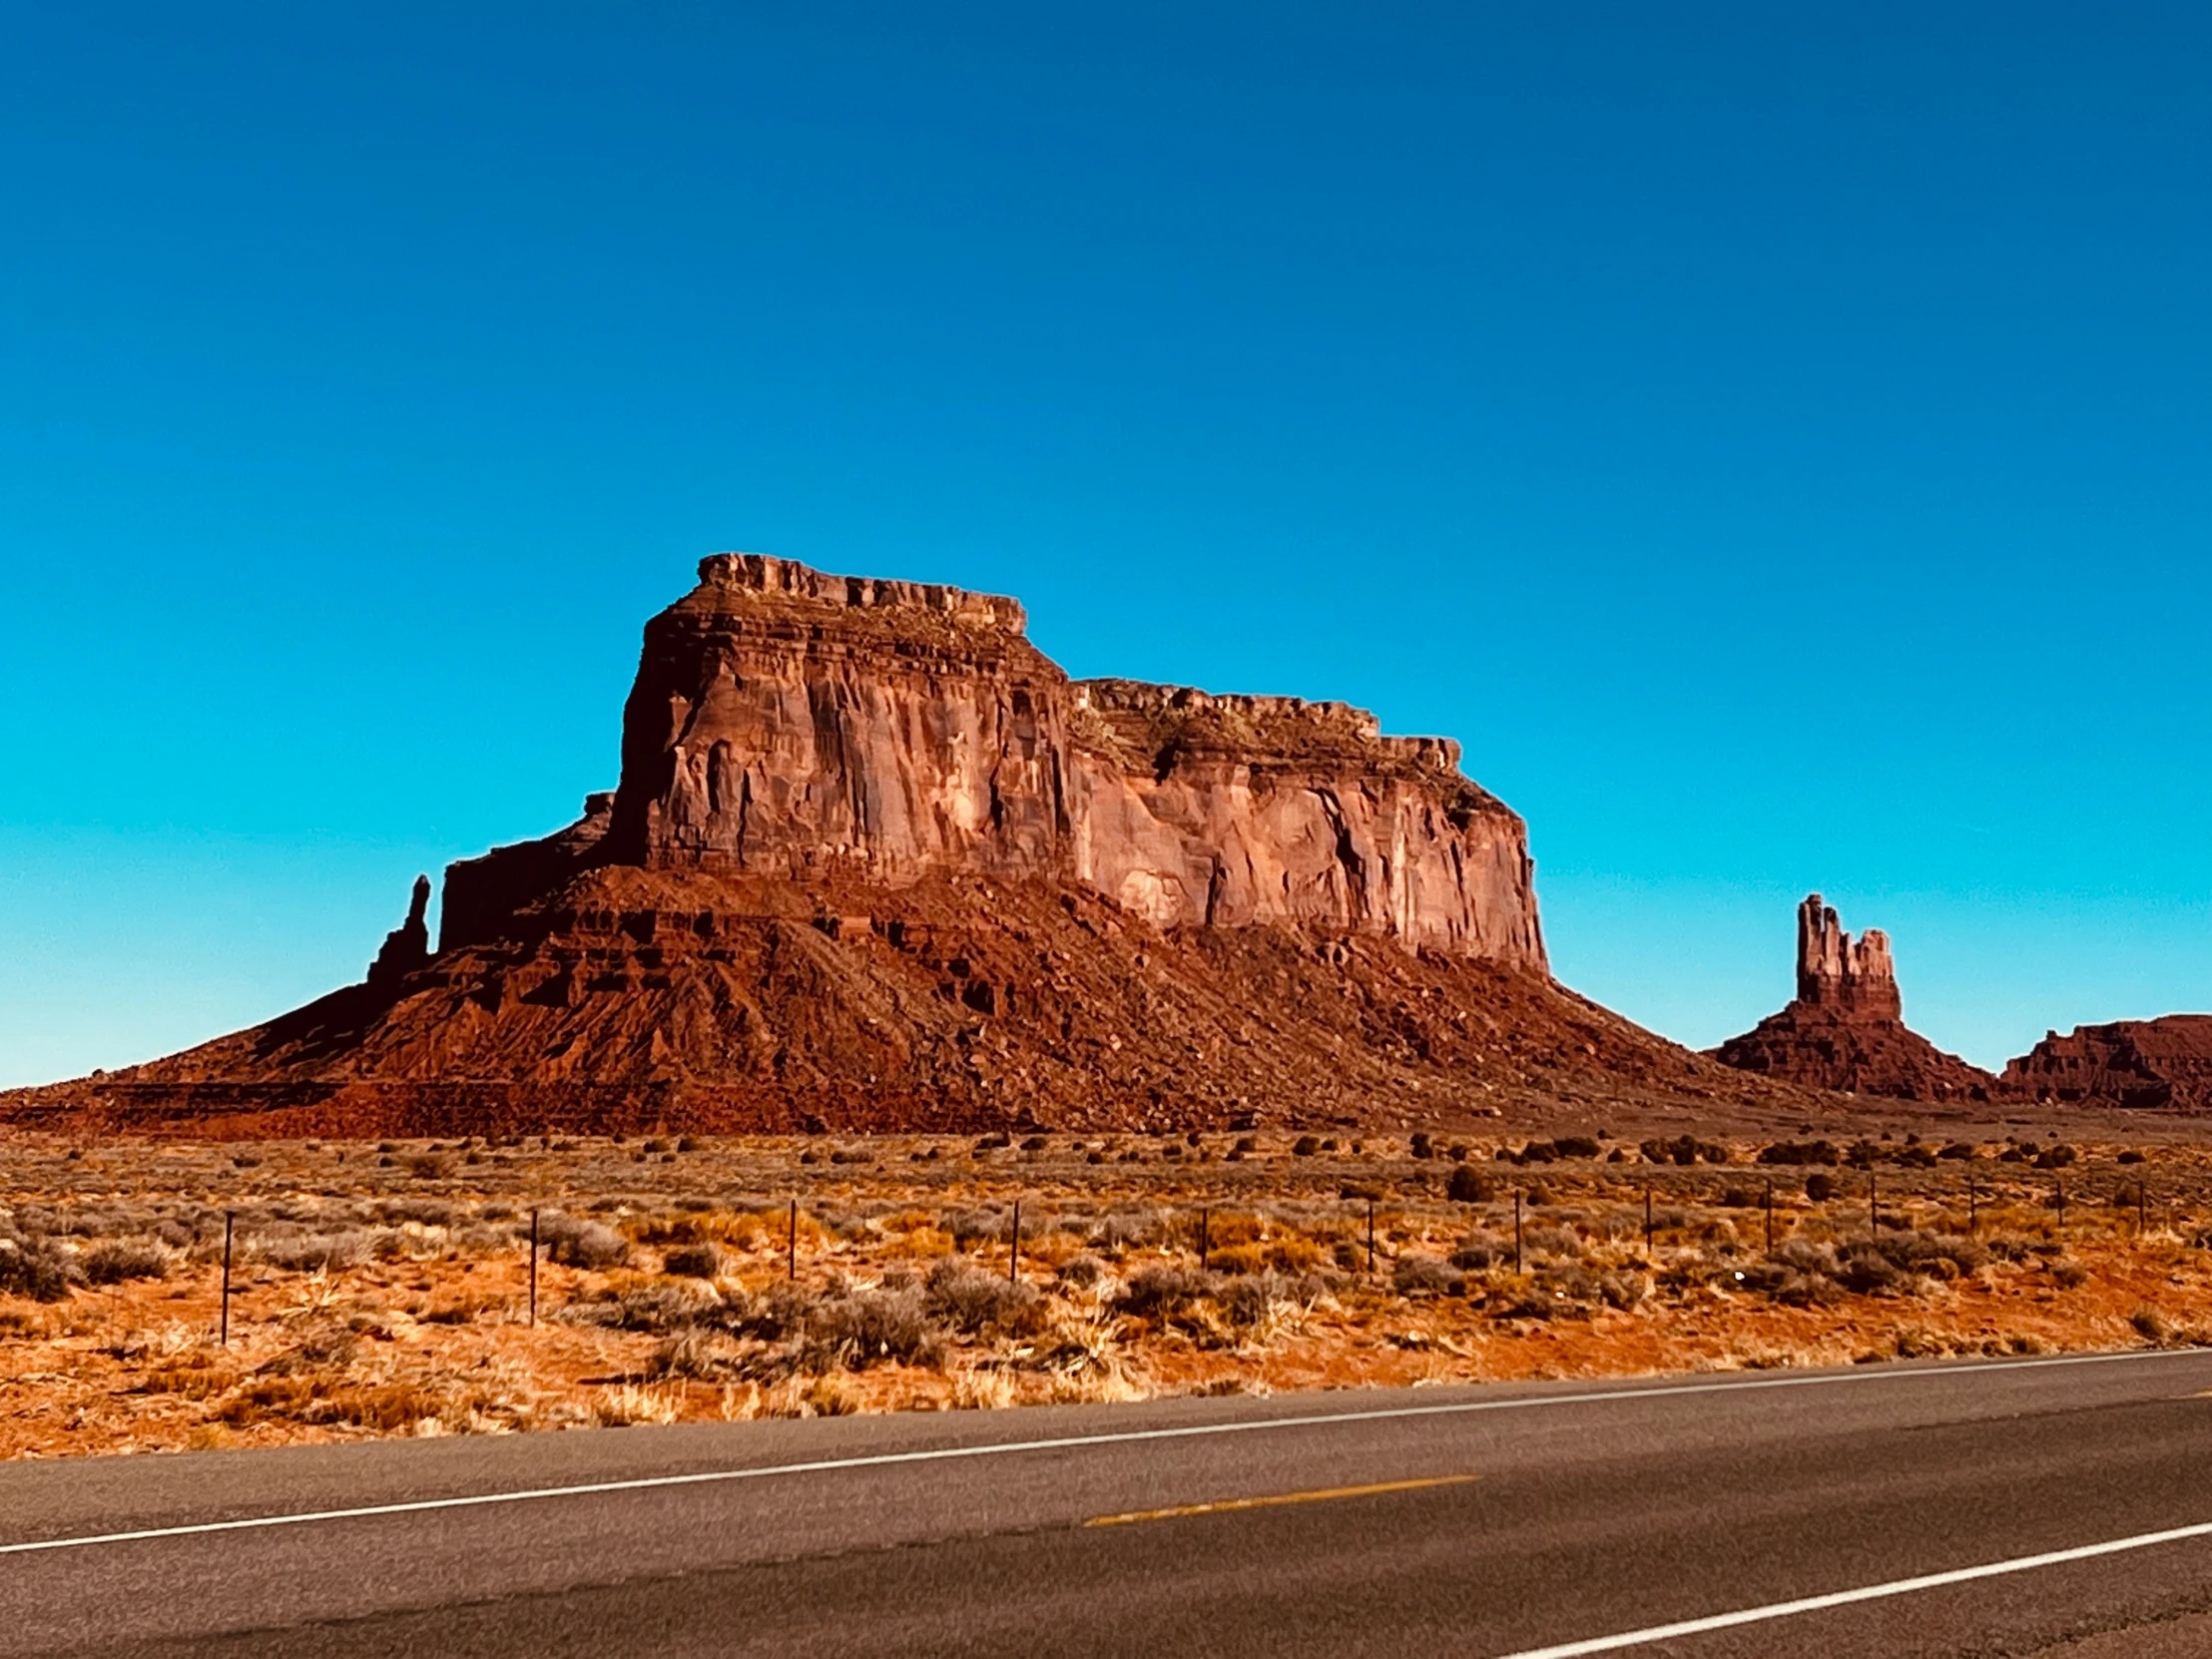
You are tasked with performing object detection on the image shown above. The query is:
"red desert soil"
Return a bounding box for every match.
[6,1127,2211,1460]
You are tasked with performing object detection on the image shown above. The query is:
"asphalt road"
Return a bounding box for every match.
[10,1351,2212,1657]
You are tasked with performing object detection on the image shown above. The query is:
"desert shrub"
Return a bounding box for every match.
[571,1279,725,1333]
[1409,1132,1433,1160]
[1939,1142,1980,1161]
[1449,1233,1505,1271]
[2034,1144,2078,1170]
[378,1198,458,1228]
[1759,1140,1841,1166]
[2131,1305,2174,1345]
[662,1243,728,1280]
[1875,1231,1987,1277]
[1835,1244,1905,1296]
[648,1330,753,1382]
[1718,1185,1763,1209]
[941,1207,1005,1249]
[802,1287,941,1371]
[1292,1135,1321,1157]
[923,1259,1044,1337]
[1446,1165,1495,1203]
[1554,1136,1603,1159]
[541,1214,630,1270]
[1391,1255,1456,1297]
[80,1238,175,1285]
[1805,1173,1841,1203]
[0,1236,77,1302]
[1522,1224,1581,1259]
[1117,1265,1220,1318]
[257,1231,370,1273]
[2052,1262,2088,1290]
[1222,1271,1324,1328]
[1056,1253,1107,1289]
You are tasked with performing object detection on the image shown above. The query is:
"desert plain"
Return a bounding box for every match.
[8,1119,2212,1461]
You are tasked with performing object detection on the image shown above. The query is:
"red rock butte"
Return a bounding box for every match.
[7,555,1846,1138]
[1711,894,1997,1102]
[2004,1016,2212,1113]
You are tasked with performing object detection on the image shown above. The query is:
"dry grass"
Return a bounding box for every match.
[4,1126,2212,1457]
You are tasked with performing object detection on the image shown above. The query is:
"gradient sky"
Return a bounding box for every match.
[3,3,2207,1087]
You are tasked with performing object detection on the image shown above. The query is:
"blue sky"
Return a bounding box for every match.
[3,3,2207,1086]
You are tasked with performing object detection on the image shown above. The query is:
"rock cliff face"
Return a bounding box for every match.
[595,553,1543,963]
[2002,1017,2212,1113]
[1795,894,1900,1019]
[1713,894,1995,1101]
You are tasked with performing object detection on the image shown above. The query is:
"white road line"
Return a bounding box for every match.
[2,1347,2203,1557]
[1491,1519,2212,1657]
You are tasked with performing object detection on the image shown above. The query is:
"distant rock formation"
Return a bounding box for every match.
[365,875,431,988]
[1795,894,1900,1019]
[16,552,1812,1139]
[1712,893,1995,1101]
[2003,1016,2212,1113]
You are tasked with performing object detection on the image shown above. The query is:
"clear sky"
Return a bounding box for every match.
[3,3,2207,1087]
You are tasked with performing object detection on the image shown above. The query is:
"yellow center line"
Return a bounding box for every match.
[1085,1473,1477,1527]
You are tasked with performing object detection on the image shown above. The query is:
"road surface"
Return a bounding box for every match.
[8,1350,2212,1656]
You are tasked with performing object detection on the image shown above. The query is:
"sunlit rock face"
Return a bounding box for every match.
[588,553,1545,966]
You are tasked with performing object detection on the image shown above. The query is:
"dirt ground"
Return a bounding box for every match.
[6,1121,2212,1460]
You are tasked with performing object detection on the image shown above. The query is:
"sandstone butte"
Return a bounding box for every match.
[1709,893,1999,1102]
[2003,1016,2212,1114]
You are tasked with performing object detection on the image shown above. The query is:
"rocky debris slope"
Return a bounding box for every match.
[3,552,1814,1138]
[9,864,1805,1139]
[1712,894,1997,1102]
[2003,1016,2212,1113]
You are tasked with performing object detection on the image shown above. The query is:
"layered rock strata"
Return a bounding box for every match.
[2002,1016,2212,1113]
[600,552,1544,962]
[1713,894,1996,1101]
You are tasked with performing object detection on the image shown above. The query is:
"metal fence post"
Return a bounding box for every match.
[788,1198,798,1283]
[1644,1180,1654,1257]
[528,1208,539,1327]
[1869,1169,1879,1235]
[1513,1189,1524,1275]
[1197,1206,1209,1272]
[1366,1199,1376,1274]
[219,1210,234,1348]
[1764,1180,1774,1254]
[1010,1199,1021,1284]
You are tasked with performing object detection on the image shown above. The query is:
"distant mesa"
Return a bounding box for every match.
[2003,1016,2212,1113]
[1711,893,1997,1102]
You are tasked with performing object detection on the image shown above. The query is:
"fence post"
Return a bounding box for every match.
[788,1198,798,1283]
[528,1208,539,1327]
[1010,1199,1021,1284]
[1644,1180,1653,1258]
[2139,1179,2148,1237]
[2056,1177,2066,1231]
[1366,1199,1376,1274]
[219,1210,234,1348]
[1198,1206,1209,1271]
[1869,1169,1879,1235]
[1513,1189,1524,1275]
[1966,1173,1977,1236]
[1764,1180,1774,1254]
